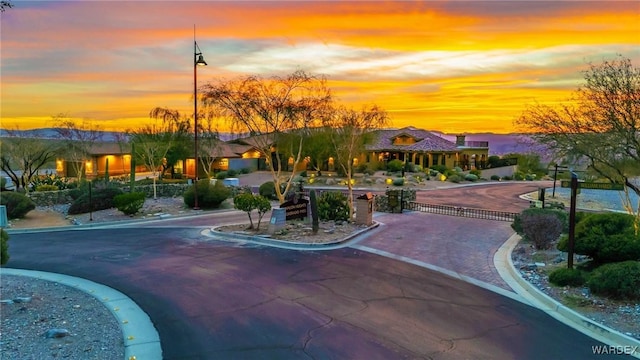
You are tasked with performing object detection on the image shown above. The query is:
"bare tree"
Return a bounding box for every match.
[324,105,388,219]
[0,129,59,192]
[1,1,13,12]
[149,107,192,180]
[128,124,173,199]
[198,111,223,179]
[201,70,332,203]
[53,114,103,180]
[517,56,640,232]
[517,56,640,197]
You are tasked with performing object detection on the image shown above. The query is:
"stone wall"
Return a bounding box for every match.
[374,188,416,213]
[27,189,75,206]
[28,183,191,207]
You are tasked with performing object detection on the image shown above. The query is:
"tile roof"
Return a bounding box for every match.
[365,127,458,152]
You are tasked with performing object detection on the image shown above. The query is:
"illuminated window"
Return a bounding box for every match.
[56,160,64,172]
[85,160,93,174]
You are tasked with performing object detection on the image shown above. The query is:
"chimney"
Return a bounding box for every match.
[455,135,466,146]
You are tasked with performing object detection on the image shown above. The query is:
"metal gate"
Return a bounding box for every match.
[406,201,517,222]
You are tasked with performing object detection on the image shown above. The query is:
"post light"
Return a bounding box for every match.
[193,26,207,210]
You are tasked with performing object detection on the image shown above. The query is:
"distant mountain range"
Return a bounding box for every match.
[0,128,534,156]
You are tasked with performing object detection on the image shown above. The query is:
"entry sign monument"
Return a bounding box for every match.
[560,180,624,191]
[281,198,309,221]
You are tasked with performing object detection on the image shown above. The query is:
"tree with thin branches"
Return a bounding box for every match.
[201,70,332,203]
[517,55,640,230]
[53,114,103,180]
[324,105,388,219]
[0,129,59,192]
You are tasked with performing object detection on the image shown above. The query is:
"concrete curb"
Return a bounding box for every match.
[4,208,238,234]
[204,221,381,250]
[495,234,640,358]
[0,268,162,360]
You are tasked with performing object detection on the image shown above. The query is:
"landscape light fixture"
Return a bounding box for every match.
[193,26,207,210]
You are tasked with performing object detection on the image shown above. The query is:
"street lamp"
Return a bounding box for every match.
[193,27,207,210]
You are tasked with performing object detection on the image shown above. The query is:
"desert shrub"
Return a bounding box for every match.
[300,170,308,177]
[512,208,568,234]
[0,192,36,219]
[29,174,73,191]
[35,184,59,192]
[490,175,500,181]
[318,191,349,221]
[216,171,228,180]
[114,192,146,215]
[587,261,640,300]
[1,229,9,265]
[514,172,525,181]
[229,185,252,197]
[259,181,277,200]
[387,159,404,173]
[470,169,481,177]
[68,187,123,215]
[464,174,479,182]
[557,212,640,264]
[413,165,423,173]
[512,208,567,249]
[502,175,512,181]
[521,212,563,249]
[525,173,536,181]
[227,169,238,177]
[0,177,9,190]
[447,174,464,183]
[233,193,272,229]
[239,167,252,174]
[392,178,405,186]
[183,179,231,209]
[549,267,584,287]
[430,165,447,175]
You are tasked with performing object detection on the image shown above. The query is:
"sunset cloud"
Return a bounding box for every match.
[1,1,638,133]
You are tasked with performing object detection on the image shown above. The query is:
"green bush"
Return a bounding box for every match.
[514,172,525,181]
[318,191,349,221]
[259,181,277,200]
[68,187,124,215]
[557,212,640,264]
[239,167,252,174]
[35,184,59,192]
[512,208,569,234]
[587,261,640,300]
[233,193,272,230]
[387,159,404,173]
[413,165,423,173]
[392,178,405,186]
[0,177,9,190]
[227,169,238,177]
[183,179,231,209]
[549,267,584,287]
[447,174,464,183]
[501,175,512,181]
[1,229,9,265]
[114,192,146,215]
[464,174,479,182]
[470,169,481,177]
[216,171,228,180]
[490,175,500,181]
[0,192,36,219]
[430,165,447,175]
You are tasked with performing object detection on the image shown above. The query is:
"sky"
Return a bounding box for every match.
[1,1,639,134]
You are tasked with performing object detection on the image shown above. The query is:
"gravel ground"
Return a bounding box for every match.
[512,241,640,341]
[0,275,124,360]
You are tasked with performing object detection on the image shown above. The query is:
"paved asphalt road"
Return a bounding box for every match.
[8,224,628,359]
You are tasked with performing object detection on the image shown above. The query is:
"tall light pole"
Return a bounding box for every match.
[193,26,207,210]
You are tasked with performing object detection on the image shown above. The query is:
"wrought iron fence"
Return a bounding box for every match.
[406,201,517,222]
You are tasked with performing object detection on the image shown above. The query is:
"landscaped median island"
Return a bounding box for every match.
[510,208,640,341]
[212,220,375,245]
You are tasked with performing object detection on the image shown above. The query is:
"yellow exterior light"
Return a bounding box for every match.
[386,178,393,185]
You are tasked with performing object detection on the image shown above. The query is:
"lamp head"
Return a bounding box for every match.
[196,54,207,66]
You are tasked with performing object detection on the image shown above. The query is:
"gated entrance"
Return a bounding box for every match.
[406,201,517,222]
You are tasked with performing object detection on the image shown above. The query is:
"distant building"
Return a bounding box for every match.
[361,127,489,170]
